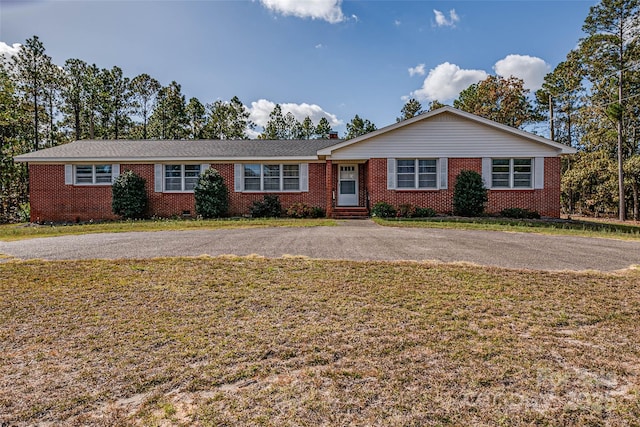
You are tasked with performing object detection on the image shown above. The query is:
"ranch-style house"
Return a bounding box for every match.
[15,106,576,222]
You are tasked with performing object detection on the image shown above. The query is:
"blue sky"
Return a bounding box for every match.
[1,0,595,136]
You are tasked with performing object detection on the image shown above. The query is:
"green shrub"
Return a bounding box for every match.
[453,170,488,217]
[414,206,437,217]
[194,168,229,218]
[249,195,282,218]
[500,207,541,219]
[310,206,325,218]
[371,202,397,218]
[396,204,437,218]
[286,203,312,218]
[112,170,148,219]
[17,202,30,223]
[398,204,416,218]
[286,203,325,218]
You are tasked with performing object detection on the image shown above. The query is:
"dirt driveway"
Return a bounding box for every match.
[1,220,639,271]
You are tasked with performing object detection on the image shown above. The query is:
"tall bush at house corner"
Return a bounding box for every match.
[453,170,488,217]
[194,168,229,218]
[112,170,148,219]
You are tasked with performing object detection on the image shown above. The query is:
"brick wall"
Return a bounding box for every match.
[29,164,118,222]
[29,162,328,222]
[121,164,198,218]
[366,157,562,217]
[213,163,327,216]
[29,158,561,221]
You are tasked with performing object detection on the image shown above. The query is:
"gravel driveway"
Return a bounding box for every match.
[1,220,639,271]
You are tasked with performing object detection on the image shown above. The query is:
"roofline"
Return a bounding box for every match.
[14,156,323,163]
[317,106,577,156]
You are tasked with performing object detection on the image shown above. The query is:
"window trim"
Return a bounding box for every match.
[395,158,439,190]
[241,163,302,192]
[163,164,202,193]
[491,158,533,189]
[74,164,113,186]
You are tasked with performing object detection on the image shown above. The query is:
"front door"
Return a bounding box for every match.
[338,164,358,206]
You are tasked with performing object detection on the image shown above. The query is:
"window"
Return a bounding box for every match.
[263,164,281,190]
[75,164,112,185]
[492,159,532,188]
[396,159,438,189]
[164,164,201,192]
[243,164,300,191]
[243,164,261,191]
[283,165,300,190]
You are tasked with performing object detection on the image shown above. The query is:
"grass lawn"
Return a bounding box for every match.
[0,218,336,241]
[374,216,640,241]
[2,215,640,243]
[1,257,639,425]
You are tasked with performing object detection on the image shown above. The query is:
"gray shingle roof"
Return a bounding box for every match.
[14,139,341,162]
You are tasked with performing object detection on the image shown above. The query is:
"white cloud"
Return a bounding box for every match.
[493,54,550,91]
[248,99,343,129]
[0,41,21,61]
[433,9,459,27]
[410,62,487,101]
[260,0,345,23]
[408,63,426,77]
[315,43,324,49]
[394,19,401,26]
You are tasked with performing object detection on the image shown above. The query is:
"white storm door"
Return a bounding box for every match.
[338,164,358,206]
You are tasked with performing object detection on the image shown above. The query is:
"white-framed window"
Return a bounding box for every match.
[491,158,532,188]
[74,164,113,185]
[242,164,300,191]
[396,159,438,189]
[164,164,201,192]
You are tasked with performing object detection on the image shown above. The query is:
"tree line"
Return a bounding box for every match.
[1,0,638,222]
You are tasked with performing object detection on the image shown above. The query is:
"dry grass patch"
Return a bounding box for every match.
[0,218,336,241]
[375,217,640,241]
[1,258,639,425]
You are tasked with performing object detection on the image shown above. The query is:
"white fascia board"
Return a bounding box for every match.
[15,156,321,163]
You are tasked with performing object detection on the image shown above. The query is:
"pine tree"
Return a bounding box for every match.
[186,97,206,139]
[262,104,286,139]
[62,58,88,141]
[205,96,253,140]
[12,35,53,151]
[397,98,423,122]
[580,0,640,220]
[315,117,332,139]
[345,114,376,139]
[130,73,160,140]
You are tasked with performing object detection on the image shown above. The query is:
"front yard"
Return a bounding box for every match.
[0,218,336,241]
[1,257,639,425]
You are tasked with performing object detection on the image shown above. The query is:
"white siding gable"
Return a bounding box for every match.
[330,112,559,160]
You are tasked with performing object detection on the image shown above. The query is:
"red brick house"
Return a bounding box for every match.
[15,107,575,222]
